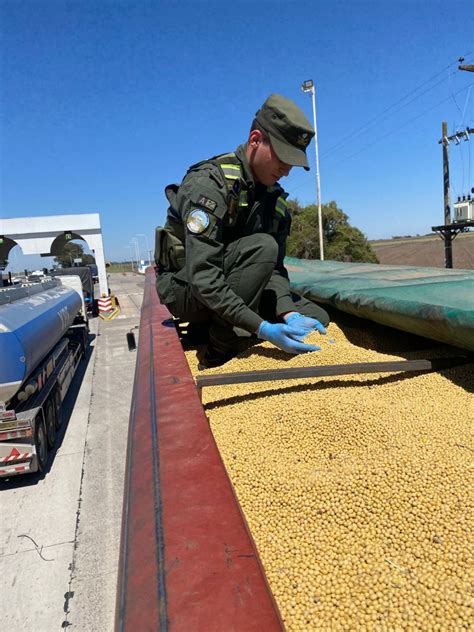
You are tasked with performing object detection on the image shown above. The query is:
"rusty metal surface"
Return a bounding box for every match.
[116,270,283,631]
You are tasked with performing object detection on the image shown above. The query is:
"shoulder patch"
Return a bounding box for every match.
[187,209,210,234]
[197,195,217,211]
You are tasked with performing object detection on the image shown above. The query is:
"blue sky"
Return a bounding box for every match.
[1,0,473,271]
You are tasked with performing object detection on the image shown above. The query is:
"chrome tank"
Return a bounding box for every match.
[0,279,82,405]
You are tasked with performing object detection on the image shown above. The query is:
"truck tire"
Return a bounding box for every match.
[34,415,48,473]
[44,399,57,449]
[53,387,63,429]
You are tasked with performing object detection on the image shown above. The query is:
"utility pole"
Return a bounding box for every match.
[458,57,474,72]
[442,121,451,226]
[433,122,474,268]
[437,122,455,268]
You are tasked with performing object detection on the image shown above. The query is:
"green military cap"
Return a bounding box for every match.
[255,94,315,170]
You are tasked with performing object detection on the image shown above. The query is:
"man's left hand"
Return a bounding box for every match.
[284,312,326,335]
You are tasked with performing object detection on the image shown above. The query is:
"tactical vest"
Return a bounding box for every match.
[193,152,291,232]
[156,152,290,271]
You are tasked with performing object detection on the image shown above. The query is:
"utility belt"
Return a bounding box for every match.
[154,227,185,273]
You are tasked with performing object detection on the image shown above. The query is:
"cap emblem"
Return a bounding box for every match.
[296,133,310,147]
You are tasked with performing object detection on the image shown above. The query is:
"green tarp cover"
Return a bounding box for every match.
[286,258,474,352]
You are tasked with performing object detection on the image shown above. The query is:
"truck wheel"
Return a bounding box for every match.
[53,388,63,429]
[34,415,48,473]
[45,399,57,448]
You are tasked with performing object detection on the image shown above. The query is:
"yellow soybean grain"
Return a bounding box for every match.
[186,322,473,631]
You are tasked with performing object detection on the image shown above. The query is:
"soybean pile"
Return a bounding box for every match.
[186,317,473,631]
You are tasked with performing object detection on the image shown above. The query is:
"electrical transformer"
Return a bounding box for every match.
[454,196,474,222]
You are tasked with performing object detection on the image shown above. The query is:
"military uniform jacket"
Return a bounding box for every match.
[156,144,296,333]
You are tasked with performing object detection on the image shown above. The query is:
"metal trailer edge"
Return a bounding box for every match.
[115,269,284,631]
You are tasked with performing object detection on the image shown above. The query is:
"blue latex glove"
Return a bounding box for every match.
[257,321,321,354]
[285,312,327,335]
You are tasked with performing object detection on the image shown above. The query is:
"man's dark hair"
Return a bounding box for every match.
[249,118,269,142]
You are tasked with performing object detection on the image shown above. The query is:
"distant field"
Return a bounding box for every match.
[107,262,135,273]
[108,237,474,273]
[370,232,474,269]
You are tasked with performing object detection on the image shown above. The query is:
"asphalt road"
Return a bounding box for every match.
[0,272,145,631]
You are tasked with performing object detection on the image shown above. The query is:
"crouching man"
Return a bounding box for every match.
[155,93,329,368]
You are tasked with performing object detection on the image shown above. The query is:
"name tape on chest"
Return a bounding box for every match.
[187,209,210,234]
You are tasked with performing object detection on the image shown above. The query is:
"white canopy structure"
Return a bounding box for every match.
[0,213,109,297]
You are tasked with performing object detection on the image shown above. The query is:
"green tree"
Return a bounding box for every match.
[287,200,379,263]
[54,242,95,268]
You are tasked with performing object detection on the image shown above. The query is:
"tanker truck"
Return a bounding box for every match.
[0,277,89,477]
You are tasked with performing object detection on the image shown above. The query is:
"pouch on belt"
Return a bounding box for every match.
[154,227,186,271]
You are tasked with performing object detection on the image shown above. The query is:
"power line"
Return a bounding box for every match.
[321,62,457,159]
[460,85,472,126]
[449,68,464,118]
[287,82,474,197]
[286,61,474,198]
[450,128,474,196]
[327,82,474,166]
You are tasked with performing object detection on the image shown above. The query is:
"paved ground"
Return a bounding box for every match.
[0,272,145,632]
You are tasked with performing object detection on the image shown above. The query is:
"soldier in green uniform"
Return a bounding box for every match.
[155,94,330,368]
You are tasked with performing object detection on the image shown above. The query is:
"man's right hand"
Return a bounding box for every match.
[257,321,321,355]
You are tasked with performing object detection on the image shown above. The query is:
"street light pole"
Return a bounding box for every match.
[301,79,324,261]
[125,244,135,271]
[136,234,151,266]
[130,238,141,266]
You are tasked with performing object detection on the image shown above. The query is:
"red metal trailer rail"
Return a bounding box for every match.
[115,270,283,631]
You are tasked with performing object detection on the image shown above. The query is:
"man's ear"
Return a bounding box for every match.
[249,129,263,147]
